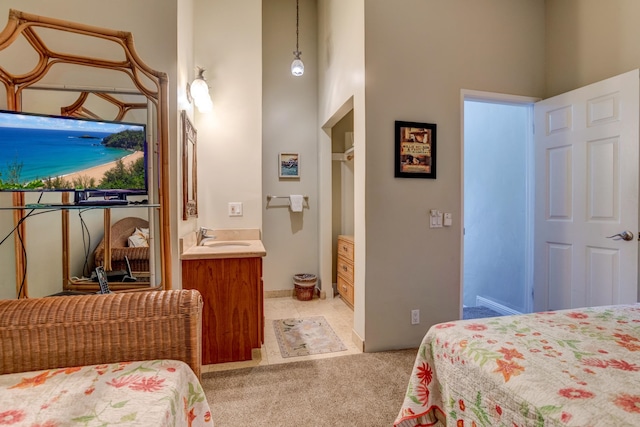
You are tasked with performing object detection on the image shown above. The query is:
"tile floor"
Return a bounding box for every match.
[202,294,361,373]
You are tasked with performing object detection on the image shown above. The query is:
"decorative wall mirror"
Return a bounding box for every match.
[0,9,172,296]
[181,110,198,220]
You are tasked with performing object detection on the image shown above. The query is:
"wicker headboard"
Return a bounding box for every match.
[0,290,203,378]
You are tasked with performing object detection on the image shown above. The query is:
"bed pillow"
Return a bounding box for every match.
[128,227,149,247]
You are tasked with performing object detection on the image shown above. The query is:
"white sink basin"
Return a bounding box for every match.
[202,241,251,248]
[182,236,266,260]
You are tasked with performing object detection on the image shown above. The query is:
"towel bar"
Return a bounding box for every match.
[266,195,309,207]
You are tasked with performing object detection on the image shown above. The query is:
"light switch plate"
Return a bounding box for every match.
[228,202,243,217]
[411,309,420,325]
[429,209,442,228]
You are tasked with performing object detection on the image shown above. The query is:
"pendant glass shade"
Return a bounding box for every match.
[291,57,304,77]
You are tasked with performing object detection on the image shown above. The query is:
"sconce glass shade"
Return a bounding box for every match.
[195,95,213,113]
[291,56,304,77]
[190,78,210,102]
[189,67,213,113]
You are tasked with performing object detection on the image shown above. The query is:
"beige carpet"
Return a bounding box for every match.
[202,348,418,427]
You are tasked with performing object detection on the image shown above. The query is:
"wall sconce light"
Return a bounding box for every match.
[291,0,304,77]
[187,67,213,112]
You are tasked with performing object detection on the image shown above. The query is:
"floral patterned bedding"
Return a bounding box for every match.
[394,304,640,427]
[0,360,213,427]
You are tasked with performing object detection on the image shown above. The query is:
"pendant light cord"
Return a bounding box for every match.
[291,0,304,75]
[295,0,300,55]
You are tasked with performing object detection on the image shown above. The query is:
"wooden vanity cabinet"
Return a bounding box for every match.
[181,257,264,365]
[336,235,354,308]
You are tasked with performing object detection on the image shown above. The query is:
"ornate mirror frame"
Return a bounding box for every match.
[0,9,172,293]
[181,110,198,220]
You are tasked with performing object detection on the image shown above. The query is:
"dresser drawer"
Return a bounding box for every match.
[337,235,354,262]
[337,257,354,281]
[337,275,354,307]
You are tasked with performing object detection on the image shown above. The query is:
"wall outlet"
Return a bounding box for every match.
[411,309,420,325]
[228,202,243,217]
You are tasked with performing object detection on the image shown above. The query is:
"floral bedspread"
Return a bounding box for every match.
[394,304,640,427]
[0,360,213,427]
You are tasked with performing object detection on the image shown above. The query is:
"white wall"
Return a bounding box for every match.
[546,0,640,97]
[361,0,545,351]
[176,0,196,249]
[0,1,180,297]
[262,0,319,292]
[192,0,263,235]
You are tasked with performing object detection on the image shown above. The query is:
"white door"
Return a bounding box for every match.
[534,69,639,311]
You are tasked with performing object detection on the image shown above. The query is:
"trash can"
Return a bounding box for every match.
[293,273,317,301]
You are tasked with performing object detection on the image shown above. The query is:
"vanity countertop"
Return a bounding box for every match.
[180,228,266,260]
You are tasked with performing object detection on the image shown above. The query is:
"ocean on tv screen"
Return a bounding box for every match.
[0,114,145,191]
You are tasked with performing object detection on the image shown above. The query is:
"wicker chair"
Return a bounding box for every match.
[94,216,150,272]
[0,289,203,378]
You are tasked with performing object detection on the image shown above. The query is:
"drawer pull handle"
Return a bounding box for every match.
[342,266,348,271]
[343,246,348,251]
[342,285,347,291]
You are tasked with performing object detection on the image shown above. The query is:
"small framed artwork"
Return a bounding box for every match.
[395,120,437,179]
[279,152,300,179]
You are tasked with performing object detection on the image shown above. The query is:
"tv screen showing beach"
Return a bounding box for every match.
[0,110,146,192]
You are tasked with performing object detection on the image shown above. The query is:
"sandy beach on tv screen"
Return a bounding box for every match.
[63,151,144,183]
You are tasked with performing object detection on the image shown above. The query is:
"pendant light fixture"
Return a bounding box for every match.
[291,0,304,76]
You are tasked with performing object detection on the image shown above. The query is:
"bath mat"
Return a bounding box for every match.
[272,316,347,358]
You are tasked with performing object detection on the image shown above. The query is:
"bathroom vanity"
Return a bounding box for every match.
[180,229,266,365]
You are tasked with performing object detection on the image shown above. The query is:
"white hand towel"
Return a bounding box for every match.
[289,195,304,212]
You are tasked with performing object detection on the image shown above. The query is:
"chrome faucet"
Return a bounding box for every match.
[197,227,217,246]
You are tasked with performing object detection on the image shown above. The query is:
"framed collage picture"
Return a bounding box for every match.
[395,120,437,179]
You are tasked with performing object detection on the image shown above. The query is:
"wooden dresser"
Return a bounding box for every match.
[336,235,354,308]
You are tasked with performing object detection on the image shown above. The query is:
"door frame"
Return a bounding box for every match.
[460,89,540,317]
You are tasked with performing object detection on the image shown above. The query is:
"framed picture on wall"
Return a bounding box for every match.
[395,120,437,179]
[279,152,300,179]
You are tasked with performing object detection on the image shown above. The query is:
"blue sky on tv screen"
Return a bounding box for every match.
[0,111,143,133]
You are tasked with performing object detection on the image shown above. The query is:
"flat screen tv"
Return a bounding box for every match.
[0,109,147,199]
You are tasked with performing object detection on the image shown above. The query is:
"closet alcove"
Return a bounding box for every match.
[330,110,354,304]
